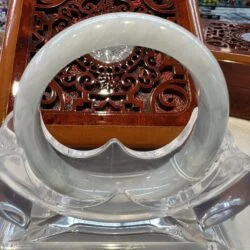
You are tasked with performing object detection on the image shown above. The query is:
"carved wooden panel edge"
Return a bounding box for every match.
[34,0,196,126]
[5,0,199,128]
[204,20,250,56]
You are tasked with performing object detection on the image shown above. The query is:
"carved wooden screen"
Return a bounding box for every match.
[204,21,250,55]
[203,20,250,120]
[1,0,202,149]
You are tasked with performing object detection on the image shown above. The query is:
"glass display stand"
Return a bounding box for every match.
[0,12,250,250]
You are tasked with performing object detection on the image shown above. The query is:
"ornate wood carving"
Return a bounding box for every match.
[204,21,250,55]
[203,20,250,120]
[1,0,201,148]
[219,60,250,120]
[40,49,192,115]
[27,0,194,120]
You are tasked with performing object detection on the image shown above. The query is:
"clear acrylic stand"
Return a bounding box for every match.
[0,13,250,249]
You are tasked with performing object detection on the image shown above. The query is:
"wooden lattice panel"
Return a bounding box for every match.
[1,0,202,148]
[203,20,250,120]
[204,21,250,55]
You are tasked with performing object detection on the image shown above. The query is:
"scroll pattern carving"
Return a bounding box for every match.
[30,0,193,114]
[205,21,250,55]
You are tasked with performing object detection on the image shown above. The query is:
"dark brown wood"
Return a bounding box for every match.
[0,0,203,149]
[204,20,250,55]
[203,20,250,120]
[219,60,250,120]
[38,52,194,122]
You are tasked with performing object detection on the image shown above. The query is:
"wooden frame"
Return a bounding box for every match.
[0,0,203,149]
[203,20,250,120]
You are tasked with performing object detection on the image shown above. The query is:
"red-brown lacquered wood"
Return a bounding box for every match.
[0,0,202,149]
[219,60,250,120]
[0,0,24,122]
[204,20,250,56]
[46,125,186,149]
[203,20,250,120]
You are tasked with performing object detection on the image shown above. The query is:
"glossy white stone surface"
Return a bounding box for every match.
[13,13,229,201]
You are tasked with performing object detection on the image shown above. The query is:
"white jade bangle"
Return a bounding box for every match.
[14,13,229,205]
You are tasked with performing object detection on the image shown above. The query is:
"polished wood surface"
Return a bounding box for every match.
[203,20,250,120]
[46,125,185,149]
[219,61,250,120]
[204,21,250,56]
[0,0,23,122]
[203,20,250,64]
[0,0,202,149]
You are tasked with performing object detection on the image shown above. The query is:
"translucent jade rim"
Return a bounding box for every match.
[14,13,229,205]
